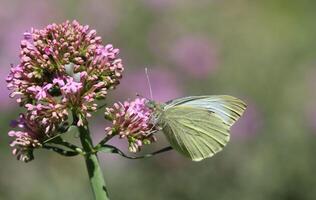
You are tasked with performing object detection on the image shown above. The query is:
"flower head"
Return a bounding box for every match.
[7,20,124,162]
[7,20,124,124]
[105,98,158,152]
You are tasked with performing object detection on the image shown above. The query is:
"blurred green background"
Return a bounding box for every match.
[1,0,316,199]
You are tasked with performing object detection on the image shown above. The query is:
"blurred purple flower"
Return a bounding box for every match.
[78,0,119,35]
[143,0,179,11]
[116,68,183,102]
[169,36,219,78]
[231,100,263,139]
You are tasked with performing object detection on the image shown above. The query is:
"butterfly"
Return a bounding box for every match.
[147,95,246,161]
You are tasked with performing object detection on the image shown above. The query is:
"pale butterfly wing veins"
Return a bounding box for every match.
[154,95,246,161]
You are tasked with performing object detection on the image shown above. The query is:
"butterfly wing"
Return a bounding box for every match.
[160,106,231,161]
[164,95,246,126]
[160,95,246,161]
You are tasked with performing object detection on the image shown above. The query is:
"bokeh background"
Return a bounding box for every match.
[1,0,316,199]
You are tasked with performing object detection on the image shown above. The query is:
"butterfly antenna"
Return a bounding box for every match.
[145,68,153,100]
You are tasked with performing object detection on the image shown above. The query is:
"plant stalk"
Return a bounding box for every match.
[74,114,110,200]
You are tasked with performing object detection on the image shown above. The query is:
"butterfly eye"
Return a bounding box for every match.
[146,101,155,109]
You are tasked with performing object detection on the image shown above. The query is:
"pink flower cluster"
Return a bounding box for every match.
[9,114,45,162]
[7,20,123,116]
[7,20,124,161]
[105,98,158,152]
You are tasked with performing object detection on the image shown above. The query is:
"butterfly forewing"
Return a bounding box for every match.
[160,95,246,161]
[164,95,246,126]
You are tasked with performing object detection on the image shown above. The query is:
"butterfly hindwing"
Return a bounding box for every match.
[160,106,230,161]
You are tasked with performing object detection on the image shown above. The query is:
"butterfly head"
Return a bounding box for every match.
[146,99,166,114]
[145,99,165,128]
[146,100,160,110]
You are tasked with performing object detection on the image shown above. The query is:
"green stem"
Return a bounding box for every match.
[74,113,110,200]
[96,144,173,159]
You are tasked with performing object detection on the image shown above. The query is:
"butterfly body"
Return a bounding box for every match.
[151,95,246,161]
